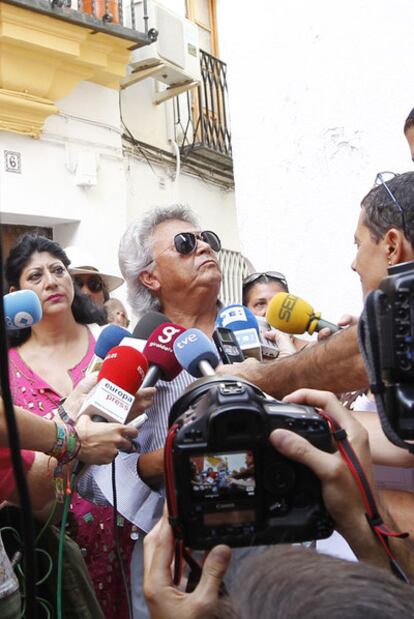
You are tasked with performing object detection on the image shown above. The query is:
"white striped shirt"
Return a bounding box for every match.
[79,370,195,533]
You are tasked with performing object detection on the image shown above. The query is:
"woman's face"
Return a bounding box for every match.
[246,281,287,317]
[14,251,74,316]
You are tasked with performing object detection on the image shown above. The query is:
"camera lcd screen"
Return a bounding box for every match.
[189,451,256,500]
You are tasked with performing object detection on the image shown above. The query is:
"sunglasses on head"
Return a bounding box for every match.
[74,275,104,293]
[243,271,289,290]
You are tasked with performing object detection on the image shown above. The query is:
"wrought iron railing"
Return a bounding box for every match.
[3,0,156,46]
[173,49,233,172]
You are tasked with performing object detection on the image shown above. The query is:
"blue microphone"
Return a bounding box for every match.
[216,304,262,361]
[87,323,131,374]
[173,328,220,378]
[3,290,42,329]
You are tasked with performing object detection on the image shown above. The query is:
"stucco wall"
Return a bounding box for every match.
[218,0,414,320]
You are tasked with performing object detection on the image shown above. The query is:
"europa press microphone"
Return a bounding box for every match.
[266,292,340,336]
[216,304,262,360]
[173,328,220,377]
[86,324,131,374]
[79,345,148,424]
[3,289,42,329]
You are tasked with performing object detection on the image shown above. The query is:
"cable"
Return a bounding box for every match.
[0,238,38,617]
[111,459,133,619]
[57,472,74,619]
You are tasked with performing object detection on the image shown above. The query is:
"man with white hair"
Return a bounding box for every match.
[91,204,223,618]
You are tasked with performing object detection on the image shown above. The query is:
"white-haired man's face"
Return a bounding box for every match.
[139,219,222,307]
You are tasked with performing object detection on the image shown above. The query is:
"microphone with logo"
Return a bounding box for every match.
[216,304,262,361]
[266,292,340,335]
[141,321,186,388]
[173,328,220,377]
[79,345,148,424]
[118,311,171,354]
[86,324,131,375]
[3,290,42,329]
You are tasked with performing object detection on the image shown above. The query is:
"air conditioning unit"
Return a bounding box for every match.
[125,0,201,98]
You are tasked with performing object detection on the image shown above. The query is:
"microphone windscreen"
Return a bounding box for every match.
[132,311,170,340]
[4,290,42,329]
[216,304,260,334]
[95,324,131,359]
[266,292,314,334]
[143,323,185,381]
[173,328,219,378]
[98,345,148,393]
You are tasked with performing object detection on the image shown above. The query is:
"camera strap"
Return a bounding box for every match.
[164,423,228,593]
[320,410,410,583]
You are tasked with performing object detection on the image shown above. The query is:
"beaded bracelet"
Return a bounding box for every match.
[49,418,81,502]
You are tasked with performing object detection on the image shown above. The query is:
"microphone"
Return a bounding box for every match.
[79,345,148,424]
[86,324,131,374]
[255,316,280,359]
[141,322,185,388]
[216,304,262,360]
[173,328,220,377]
[3,290,42,329]
[120,311,172,355]
[266,292,340,335]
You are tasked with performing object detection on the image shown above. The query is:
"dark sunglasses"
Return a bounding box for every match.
[74,275,104,293]
[374,172,408,239]
[174,230,221,255]
[243,271,289,290]
[146,230,221,267]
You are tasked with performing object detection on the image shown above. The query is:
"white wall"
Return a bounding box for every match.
[125,154,238,250]
[218,0,414,320]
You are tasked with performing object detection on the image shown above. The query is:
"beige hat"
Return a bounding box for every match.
[64,246,124,293]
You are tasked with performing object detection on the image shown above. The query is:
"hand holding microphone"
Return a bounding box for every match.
[266,293,340,336]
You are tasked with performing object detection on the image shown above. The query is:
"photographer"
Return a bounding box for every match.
[143,389,414,619]
[224,172,414,540]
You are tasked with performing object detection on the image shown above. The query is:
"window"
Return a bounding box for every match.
[186,0,218,56]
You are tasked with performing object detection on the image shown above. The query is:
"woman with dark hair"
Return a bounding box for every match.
[5,234,136,618]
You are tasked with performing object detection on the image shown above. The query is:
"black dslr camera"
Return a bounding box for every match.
[166,377,334,550]
[361,260,414,446]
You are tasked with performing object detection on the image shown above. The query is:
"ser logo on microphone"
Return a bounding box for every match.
[278,294,298,322]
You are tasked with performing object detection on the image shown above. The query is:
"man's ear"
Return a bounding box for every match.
[9,286,16,293]
[139,270,161,293]
[384,228,408,265]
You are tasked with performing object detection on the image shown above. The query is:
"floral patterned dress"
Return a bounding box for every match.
[8,331,136,618]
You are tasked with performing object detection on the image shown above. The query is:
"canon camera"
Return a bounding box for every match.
[166,377,334,550]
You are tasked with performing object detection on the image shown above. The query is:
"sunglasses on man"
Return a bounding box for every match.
[145,230,221,267]
[74,275,104,293]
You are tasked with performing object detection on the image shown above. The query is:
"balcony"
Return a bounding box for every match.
[173,49,233,179]
[0,0,154,137]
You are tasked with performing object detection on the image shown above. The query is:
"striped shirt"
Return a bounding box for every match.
[81,370,195,533]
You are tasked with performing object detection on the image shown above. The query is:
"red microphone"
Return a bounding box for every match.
[79,346,148,424]
[141,322,185,388]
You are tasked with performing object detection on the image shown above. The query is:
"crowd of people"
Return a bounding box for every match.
[2,110,414,618]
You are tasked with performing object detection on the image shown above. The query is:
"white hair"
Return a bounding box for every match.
[118,205,199,317]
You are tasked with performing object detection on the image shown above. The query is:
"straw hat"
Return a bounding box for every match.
[64,246,124,293]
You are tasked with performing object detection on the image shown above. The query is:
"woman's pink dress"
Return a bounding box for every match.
[8,331,135,618]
